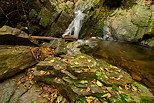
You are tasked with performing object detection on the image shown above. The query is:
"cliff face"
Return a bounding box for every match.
[0,0,153,47]
[79,0,154,47]
[102,0,154,47]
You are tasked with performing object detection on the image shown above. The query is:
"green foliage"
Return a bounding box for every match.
[38,8,47,17]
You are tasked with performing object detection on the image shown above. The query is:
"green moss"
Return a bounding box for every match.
[0,62,8,73]
[45,77,51,81]
[75,96,86,103]
[38,8,52,28]
[131,82,138,86]
[112,84,119,91]
[120,94,129,100]
[29,9,38,19]
[141,96,154,103]
[94,20,104,37]
[39,16,50,28]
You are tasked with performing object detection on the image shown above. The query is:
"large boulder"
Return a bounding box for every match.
[27,0,74,36]
[0,45,37,80]
[103,0,154,47]
[82,39,154,93]
[0,71,68,103]
[33,40,154,102]
[0,25,38,46]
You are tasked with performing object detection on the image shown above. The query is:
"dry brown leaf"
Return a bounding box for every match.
[101,93,111,98]
[86,87,91,92]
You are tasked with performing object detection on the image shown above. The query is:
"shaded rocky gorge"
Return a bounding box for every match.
[0,0,154,102]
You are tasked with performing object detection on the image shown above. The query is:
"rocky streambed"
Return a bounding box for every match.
[0,26,154,103]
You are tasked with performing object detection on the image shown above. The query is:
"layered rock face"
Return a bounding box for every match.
[102,0,154,47]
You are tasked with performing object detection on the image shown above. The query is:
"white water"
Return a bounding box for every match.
[62,0,98,39]
[62,10,85,38]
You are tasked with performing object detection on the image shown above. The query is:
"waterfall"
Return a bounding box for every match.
[62,10,85,39]
[62,0,98,39]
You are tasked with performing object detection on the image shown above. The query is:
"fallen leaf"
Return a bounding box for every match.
[88,59,91,62]
[16,81,21,87]
[50,60,55,62]
[56,96,63,103]
[96,80,103,86]
[86,87,91,92]
[24,76,30,81]
[37,95,41,98]
[40,70,46,74]
[104,75,108,79]
[11,79,16,81]
[80,56,86,58]
[101,93,111,98]
[74,62,79,65]
[80,80,88,84]
[118,86,123,90]
[86,96,95,103]
[60,67,66,70]
[43,94,49,98]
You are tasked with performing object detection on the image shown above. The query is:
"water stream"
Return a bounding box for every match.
[62,0,96,39]
[62,10,85,39]
[62,0,154,93]
[83,39,154,93]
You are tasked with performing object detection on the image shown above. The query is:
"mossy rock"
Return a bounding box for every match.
[34,53,153,102]
[102,0,154,45]
[29,9,38,19]
[0,45,37,80]
[38,8,52,28]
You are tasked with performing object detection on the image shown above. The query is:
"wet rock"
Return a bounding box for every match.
[0,72,47,103]
[33,53,153,102]
[131,73,142,81]
[0,45,37,80]
[0,26,38,46]
[38,7,52,28]
[81,39,154,94]
[103,0,154,47]
[141,37,154,47]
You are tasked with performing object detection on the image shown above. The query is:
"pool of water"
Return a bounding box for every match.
[85,40,154,93]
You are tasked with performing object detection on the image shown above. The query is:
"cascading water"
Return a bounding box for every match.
[62,10,85,39]
[62,0,95,39]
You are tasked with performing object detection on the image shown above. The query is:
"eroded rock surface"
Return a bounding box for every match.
[0,26,38,46]
[33,53,154,102]
[0,38,154,102]
[0,71,67,103]
[0,45,37,80]
[103,0,154,47]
